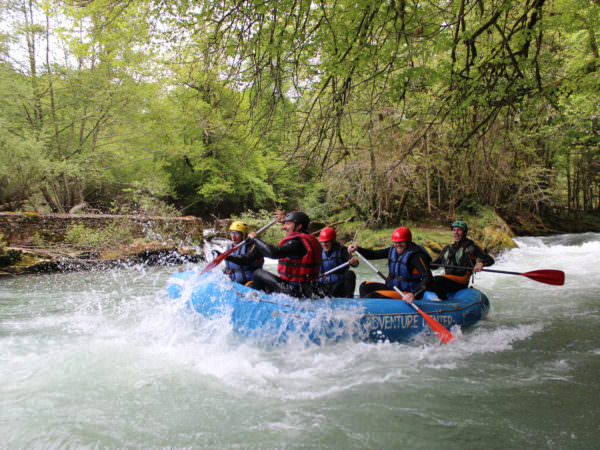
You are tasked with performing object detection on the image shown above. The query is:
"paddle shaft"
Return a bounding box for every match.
[431,263,517,275]
[355,253,388,284]
[430,263,565,285]
[236,217,280,249]
[354,251,454,343]
[320,261,351,278]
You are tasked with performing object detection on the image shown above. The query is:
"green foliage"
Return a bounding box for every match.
[64,224,104,247]
[153,77,286,216]
[110,187,180,217]
[0,64,48,209]
[0,0,599,232]
[231,210,284,244]
[457,197,485,216]
[64,223,133,248]
[295,180,331,222]
[30,233,46,247]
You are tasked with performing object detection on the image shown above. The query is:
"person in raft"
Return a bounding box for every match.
[317,227,358,298]
[347,226,433,303]
[218,220,264,285]
[248,211,323,299]
[428,220,494,299]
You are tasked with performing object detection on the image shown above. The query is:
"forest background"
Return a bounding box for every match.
[1,0,599,237]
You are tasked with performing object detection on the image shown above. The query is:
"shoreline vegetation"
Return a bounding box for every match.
[2,209,599,276]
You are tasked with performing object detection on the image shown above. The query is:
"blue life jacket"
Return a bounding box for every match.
[387,244,431,291]
[320,245,348,284]
[224,243,264,284]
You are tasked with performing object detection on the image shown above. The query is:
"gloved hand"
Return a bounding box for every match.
[211,249,222,258]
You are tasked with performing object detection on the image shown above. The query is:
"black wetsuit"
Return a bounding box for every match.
[429,238,494,299]
[250,237,322,298]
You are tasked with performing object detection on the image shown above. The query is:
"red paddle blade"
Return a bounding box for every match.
[522,269,565,286]
[415,307,454,344]
[200,246,236,275]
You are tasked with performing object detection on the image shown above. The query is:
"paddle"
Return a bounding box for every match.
[319,261,351,279]
[354,251,454,344]
[430,264,565,286]
[200,217,280,275]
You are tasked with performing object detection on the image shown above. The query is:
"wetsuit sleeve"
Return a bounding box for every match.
[225,245,262,265]
[468,244,494,266]
[252,237,307,259]
[355,246,389,259]
[409,252,434,298]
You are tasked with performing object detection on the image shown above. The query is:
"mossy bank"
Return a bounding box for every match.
[309,209,516,259]
[0,212,204,275]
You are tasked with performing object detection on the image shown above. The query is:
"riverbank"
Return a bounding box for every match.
[0,242,204,276]
[2,208,597,276]
[0,212,204,275]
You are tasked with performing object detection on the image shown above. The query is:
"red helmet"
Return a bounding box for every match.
[392,227,412,243]
[319,227,336,242]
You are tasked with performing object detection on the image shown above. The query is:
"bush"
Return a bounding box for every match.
[64,223,133,248]
[110,190,180,217]
[30,233,46,247]
[232,210,284,244]
[64,224,104,247]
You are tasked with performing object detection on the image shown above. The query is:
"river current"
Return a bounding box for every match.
[1,233,599,448]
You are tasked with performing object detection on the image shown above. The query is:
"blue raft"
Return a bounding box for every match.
[166,269,490,344]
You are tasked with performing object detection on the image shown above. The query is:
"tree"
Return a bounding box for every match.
[2,0,599,223]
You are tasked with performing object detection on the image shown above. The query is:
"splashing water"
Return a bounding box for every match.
[1,233,599,448]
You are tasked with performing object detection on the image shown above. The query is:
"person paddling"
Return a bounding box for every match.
[249,211,323,299]
[428,220,494,299]
[347,227,432,303]
[219,221,264,285]
[318,227,358,298]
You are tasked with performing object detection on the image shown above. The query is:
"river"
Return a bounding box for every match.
[1,233,599,448]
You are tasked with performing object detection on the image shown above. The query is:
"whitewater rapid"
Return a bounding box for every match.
[1,232,598,448]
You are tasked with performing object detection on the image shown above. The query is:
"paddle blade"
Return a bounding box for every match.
[200,246,236,275]
[522,269,565,286]
[414,306,454,344]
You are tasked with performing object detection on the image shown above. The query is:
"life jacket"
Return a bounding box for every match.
[387,244,432,291]
[224,242,264,284]
[320,245,348,284]
[277,232,322,284]
[439,238,476,284]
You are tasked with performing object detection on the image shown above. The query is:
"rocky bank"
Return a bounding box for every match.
[0,212,205,275]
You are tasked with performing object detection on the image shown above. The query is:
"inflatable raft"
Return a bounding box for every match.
[166,269,490,344]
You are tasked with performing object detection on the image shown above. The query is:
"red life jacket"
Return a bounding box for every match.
[277,232,322,283]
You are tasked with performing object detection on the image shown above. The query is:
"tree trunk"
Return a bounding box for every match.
[424,135,432,213]
[41,186,60,213]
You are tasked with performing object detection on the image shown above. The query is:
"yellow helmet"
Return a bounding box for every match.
[229,221,249,237]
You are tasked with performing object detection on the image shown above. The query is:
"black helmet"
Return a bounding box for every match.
[283,211,310,231]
